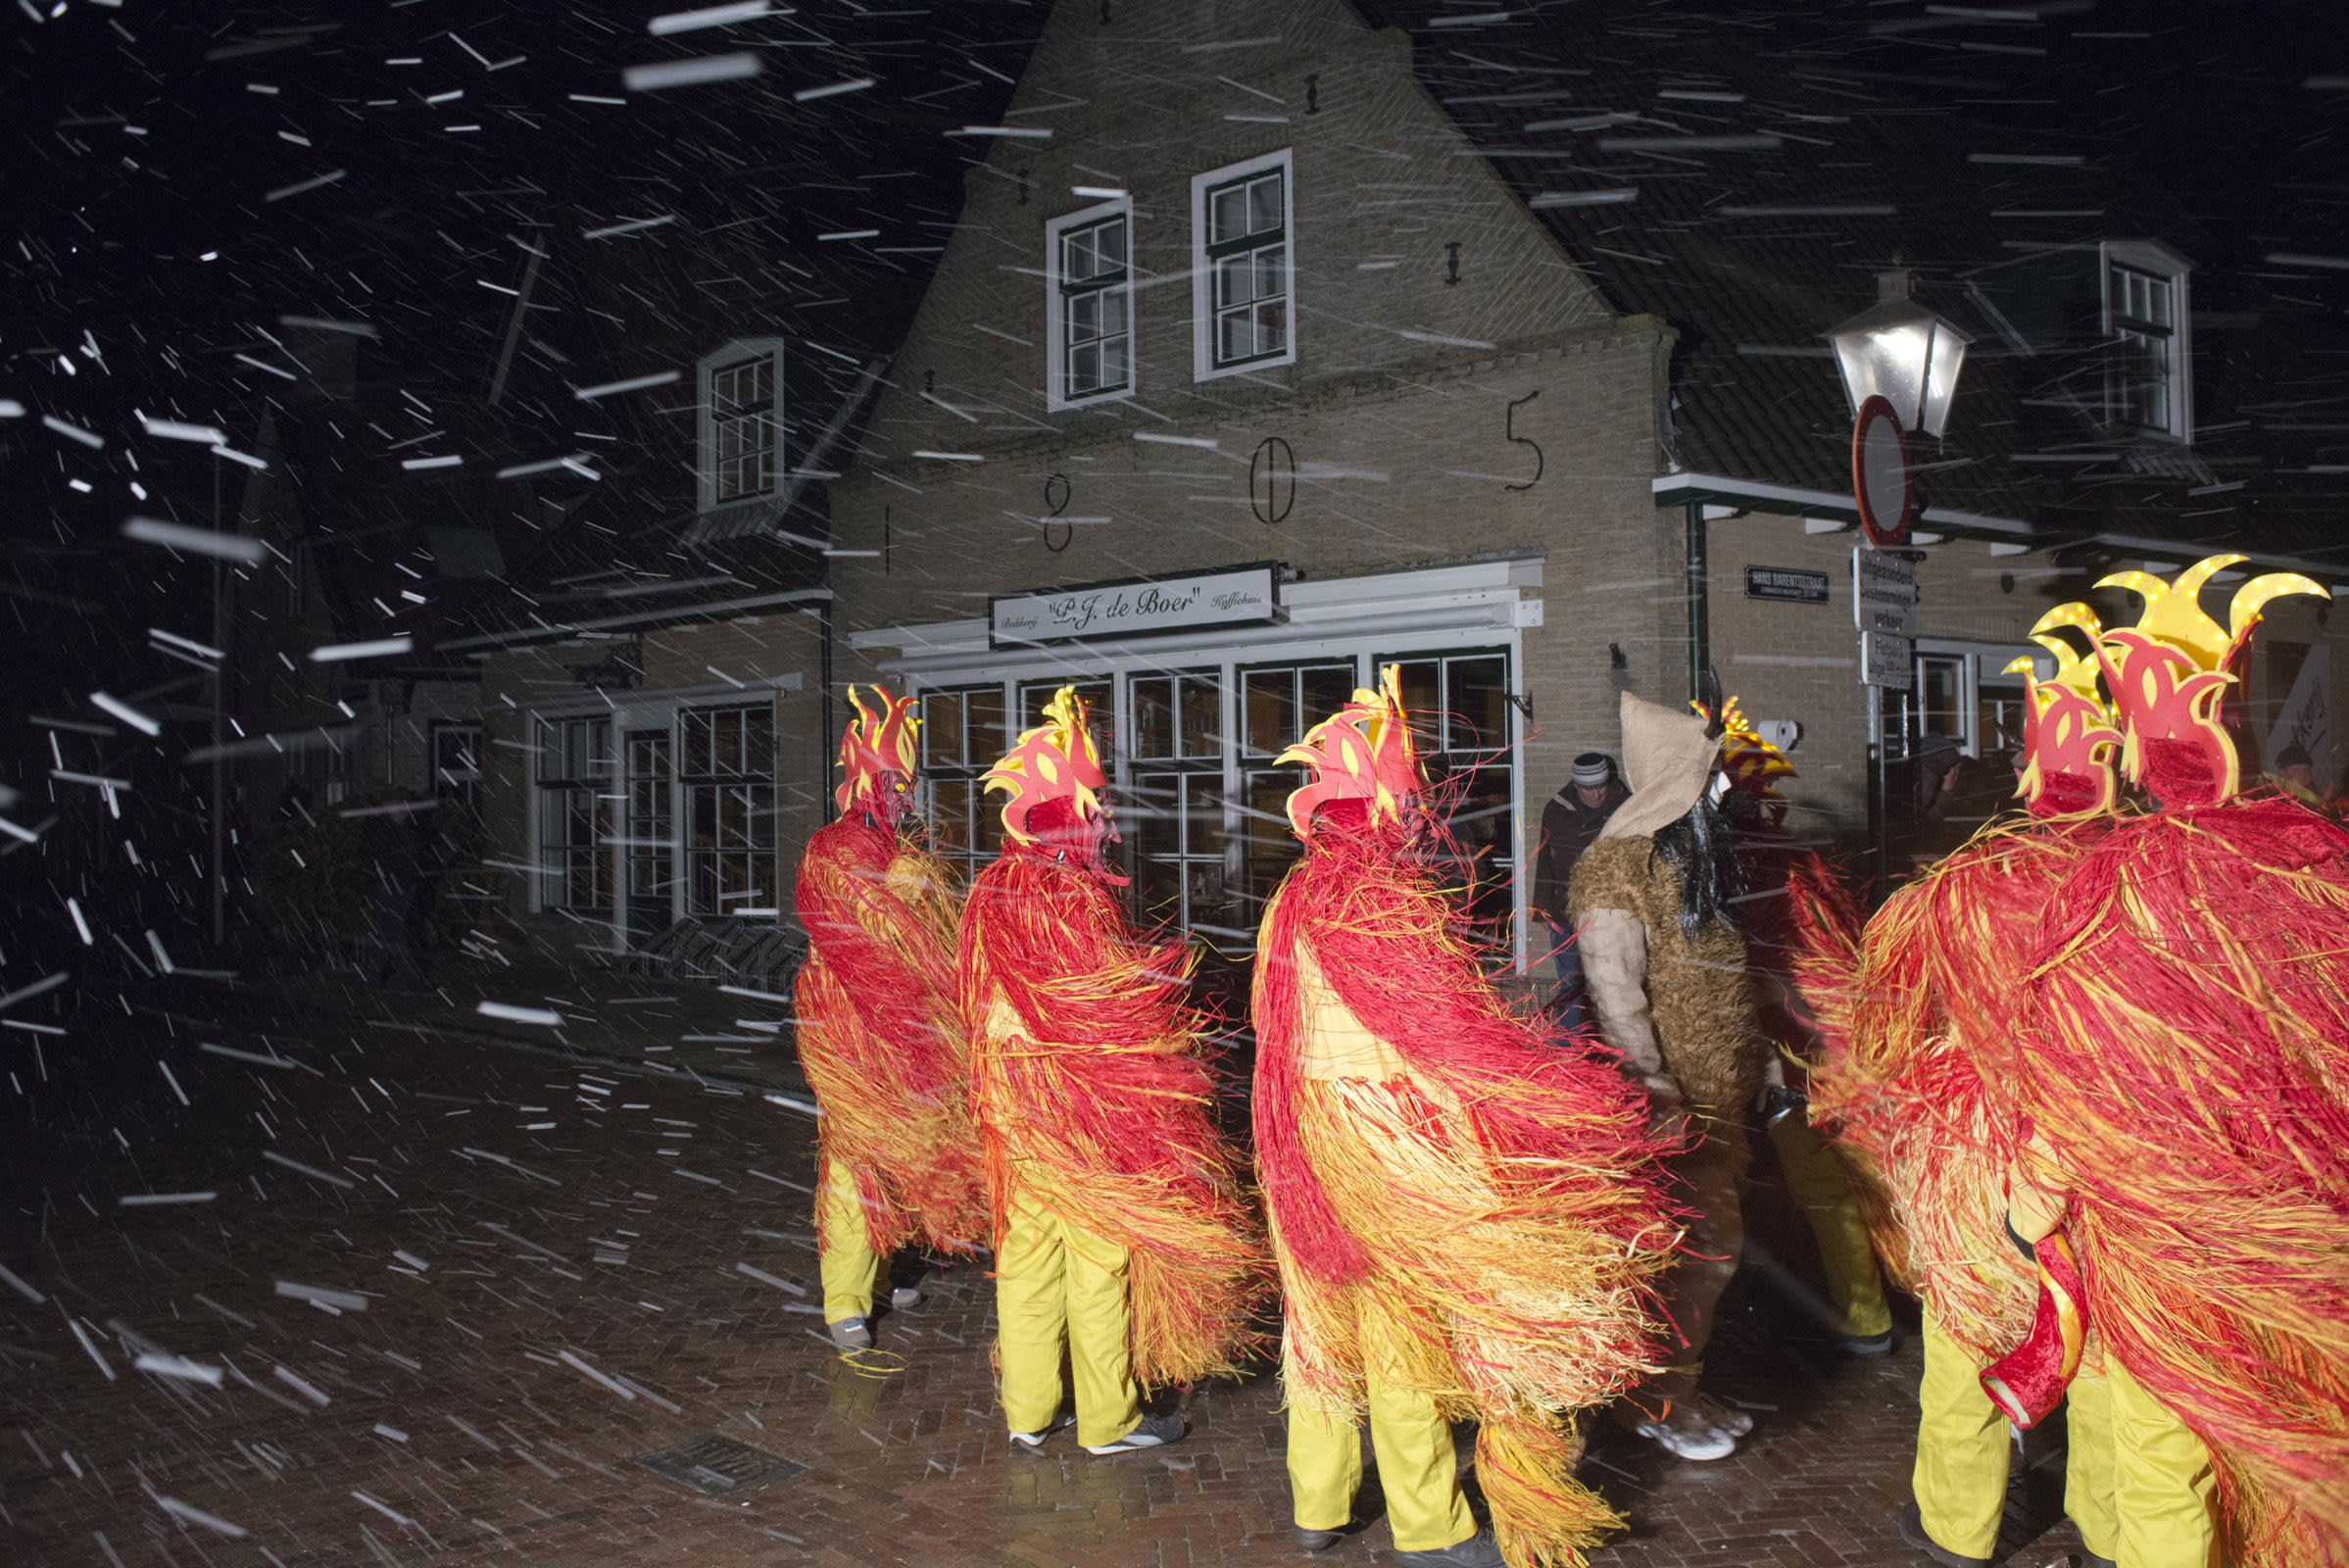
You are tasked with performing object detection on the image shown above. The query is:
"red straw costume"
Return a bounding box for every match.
[2007,556,2349,1566]
[793,687,987,1343]
[960,687,1264,1453]
[1255,667,1677,1568]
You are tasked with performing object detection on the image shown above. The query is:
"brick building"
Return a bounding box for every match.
[479,0,2349,972]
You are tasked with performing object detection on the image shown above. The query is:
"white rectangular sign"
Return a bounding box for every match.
[1853,546,1918,637]
[991,564,1281,648]
[1862,630,1914,691]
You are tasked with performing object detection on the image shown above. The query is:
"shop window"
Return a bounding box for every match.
[918,684,1008,883]
[1127,670,1228,934]
[697,338,786,512]
[681,703,776,915]
[431,721,482,819]
[623,728,676,947]
[1915,655,1966,750]
[1237,662,1356,926]
[2101,243,2191,441]
[1192,149,1295,380]
[1046,200,1133,410]
[1378,651,1517,949]
[536,714,614,913]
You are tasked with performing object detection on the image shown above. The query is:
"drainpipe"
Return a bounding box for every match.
[1684,499,1710,704]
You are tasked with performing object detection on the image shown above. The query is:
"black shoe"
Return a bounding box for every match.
[1896,1502,1991,1568]
[1296,1527,1343,1552]
[1839,1329,1897,1356]
[1085,1410,1184,1454]
[1395,1531,1504,1568]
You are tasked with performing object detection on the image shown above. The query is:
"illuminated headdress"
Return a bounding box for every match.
[1696,695,1796,802]
[834,684,920,816]
[2091,554,2325,805]
[2002,603,2121,819]
[1279,664,1426,839]
[983,685,1109,846]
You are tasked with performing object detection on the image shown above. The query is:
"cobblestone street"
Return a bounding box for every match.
[3,1002,2079,1568]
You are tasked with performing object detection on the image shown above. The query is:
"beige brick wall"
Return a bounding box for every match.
[827,0,1693,818]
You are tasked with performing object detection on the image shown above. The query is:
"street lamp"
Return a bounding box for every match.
[1826,267,1971,899]
[1829,293,1971,441]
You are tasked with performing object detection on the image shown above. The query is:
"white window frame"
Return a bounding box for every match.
[695,337,787,514]
[2099,240,2192,443]
[1045,197,1137,412]
[1191,148,1297,382]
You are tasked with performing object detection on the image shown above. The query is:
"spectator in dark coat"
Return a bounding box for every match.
[1531,753,1630,1033]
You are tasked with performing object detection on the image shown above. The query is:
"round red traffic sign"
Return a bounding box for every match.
[1852,393,1913,549]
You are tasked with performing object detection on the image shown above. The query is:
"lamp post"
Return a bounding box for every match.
[1827,268,1970,899]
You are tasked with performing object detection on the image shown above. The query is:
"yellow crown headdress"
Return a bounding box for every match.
[2092,554,2325,805]
[983,685,1108,846]
[1279,664,1426,839]
[1694,695,1796,802]
[833,684,920,815]
[2004,603,2121,818]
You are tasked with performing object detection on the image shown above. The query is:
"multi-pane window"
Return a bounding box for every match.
[1130,670,1230,935]
[536,715,614,913]
[1380,652,1516,951]
[1204,165,1290,369]
[2107,264,2177,434]
[710,354,777,504]
[623,729,675,946]
[680,704,775,915]
[431,721,482,818]
[919,685,1008,884]
[1237,662,1357,925]
[1057,214,1131,402]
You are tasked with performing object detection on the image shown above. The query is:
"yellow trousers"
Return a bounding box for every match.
[2064,1358,2219,1568]
[1914,1313,2219,1568]
[1767,1112,1894,1340]
[1915,1311,2011,1560]
[817,1155,880,1325]
[995,1187,1140,1448]
[1285,1300,1477,1554]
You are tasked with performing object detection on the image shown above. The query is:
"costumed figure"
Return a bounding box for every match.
[1252,668,1679,1568]
[1703,699,1893,1358]
[1786,611,2125,1568]
[1567,691,1771,1461]
[793,685,989,1351]
[2002,556,2349,1568]
[959,686,1266,1455]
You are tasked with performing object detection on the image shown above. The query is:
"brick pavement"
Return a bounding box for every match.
[1,1007,2085,1568]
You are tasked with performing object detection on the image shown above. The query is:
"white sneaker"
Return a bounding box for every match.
[1630,1413,1736,1461]
[826,1317,873,1350]
[1084,1411,1184,1454]
[1694,1394,1755,1439]
[1008,1412,1075,1450]
[890,1285,923,1309]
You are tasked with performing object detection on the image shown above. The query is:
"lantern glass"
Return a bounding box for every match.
[1828,299,1972,436]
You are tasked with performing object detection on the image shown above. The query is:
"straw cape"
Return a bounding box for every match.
[1255,670,1679,1568]
[2005,559,2349,1566]
[960,688,1266,1390]
[792,689,987,1260]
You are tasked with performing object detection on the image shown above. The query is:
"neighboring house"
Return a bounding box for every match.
[813,0,2345,970]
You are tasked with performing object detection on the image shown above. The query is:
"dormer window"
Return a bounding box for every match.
[2101,241,2192,442]
[696,338,787,512]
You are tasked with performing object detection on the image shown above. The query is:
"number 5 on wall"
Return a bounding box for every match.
[1505,389,1543,492]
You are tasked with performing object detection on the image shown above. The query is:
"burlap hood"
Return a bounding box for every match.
[1598,691,1721,841]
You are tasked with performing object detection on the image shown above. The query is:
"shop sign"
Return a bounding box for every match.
[990,563,1281,648]
[1744,565,1832,605]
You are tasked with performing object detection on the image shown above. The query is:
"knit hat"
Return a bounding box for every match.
[1570,753,1612,790]
[1599,691,1722,841]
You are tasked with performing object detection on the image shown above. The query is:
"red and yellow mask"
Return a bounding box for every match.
[1280,664,1428,841]
[2006,604,2121,819]
[985,685,1116,869]
[834,684,920,824]
[1695,695,1795,825]
[2091,554,2325,806]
